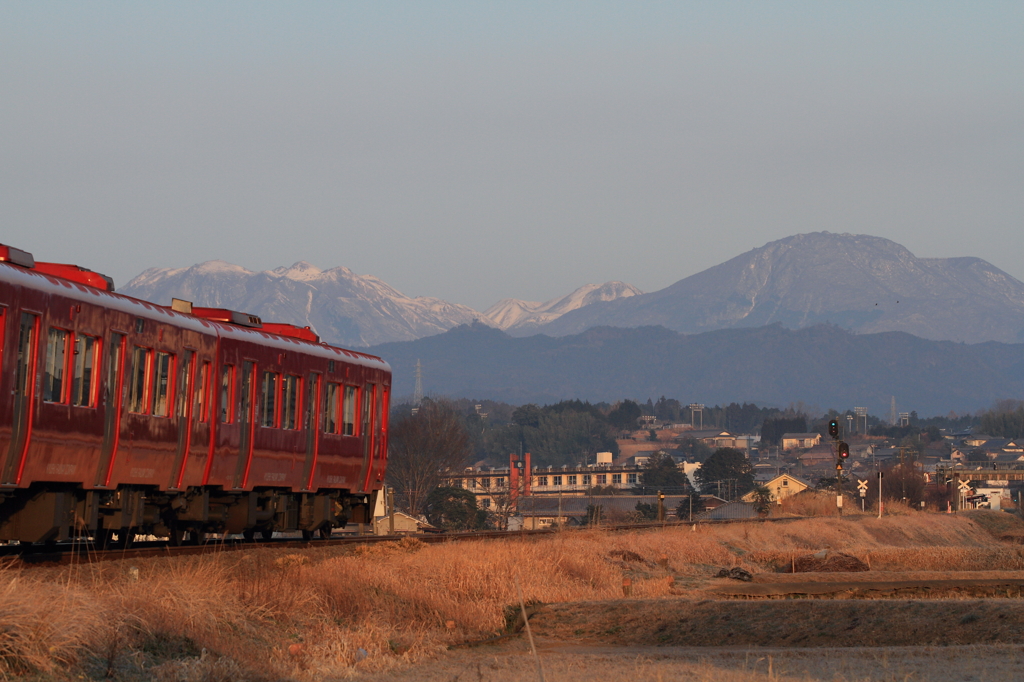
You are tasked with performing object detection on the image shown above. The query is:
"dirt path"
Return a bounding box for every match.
[358,640,1024,681]
[708,577,1024,597]
[525,597,1024,648]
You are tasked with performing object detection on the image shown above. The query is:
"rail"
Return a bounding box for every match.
[0,516,803,569]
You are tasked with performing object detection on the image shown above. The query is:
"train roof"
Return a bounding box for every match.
[0,259,389,373]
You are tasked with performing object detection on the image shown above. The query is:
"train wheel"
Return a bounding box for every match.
[242,528,255,542]
[118,528,136,549]
[301,529,313,542]
[319,526,332,540]
[260,527,273,541]
[94,528,114,550]
[186,530,205,545]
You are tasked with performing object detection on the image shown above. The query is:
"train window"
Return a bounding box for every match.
[281,374,300,430]
[14,313,37,395]
[362,384,373,436]
[128,346,151,413]
[70,334,98,407]
[197,361,210,422]
[220,364,235,423]
[374,385,385,448]
[323,382,340,434]
[260,371,279,427]
[152,351,174,417]
[175,351,193,418]
[43,328,70,403]
[342,385,357,435]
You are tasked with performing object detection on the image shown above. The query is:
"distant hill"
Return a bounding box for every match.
[484,281,642,332]
[120,261,487,347]
[533,233,1024,344]
[369,322,1024,417]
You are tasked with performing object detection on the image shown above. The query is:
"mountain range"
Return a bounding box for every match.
[121,232,1024,348]
[526,233,1024,344]
[367,321,1024,417]
[118,232,1024,415]
[483,281,642,332]
[121,260,485,347]
[120,262,639,347]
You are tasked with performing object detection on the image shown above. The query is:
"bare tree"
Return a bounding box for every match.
[486,482,515,530]
[387,399,472,518]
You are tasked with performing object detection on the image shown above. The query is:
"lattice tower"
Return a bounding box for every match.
[413,359,424,406]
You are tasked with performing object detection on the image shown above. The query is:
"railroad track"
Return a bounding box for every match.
[0,516,802,569]
[0,527,562,568]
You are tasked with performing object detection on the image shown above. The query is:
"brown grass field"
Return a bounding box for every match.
[3,499,1024,680]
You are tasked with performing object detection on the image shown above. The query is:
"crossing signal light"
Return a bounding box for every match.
[838,441,850,459]
[828,420,839,439]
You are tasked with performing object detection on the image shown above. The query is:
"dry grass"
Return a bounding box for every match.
[2,511,1023,680]
[774,490,921,517]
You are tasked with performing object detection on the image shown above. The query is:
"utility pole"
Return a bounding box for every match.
[387,487,395,534]
[878,470,884,518]
[899,447,907,503]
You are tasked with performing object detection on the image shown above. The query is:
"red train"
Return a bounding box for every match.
[0,244,391,545]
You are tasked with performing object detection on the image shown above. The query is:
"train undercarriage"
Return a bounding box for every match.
[0,485,375,546]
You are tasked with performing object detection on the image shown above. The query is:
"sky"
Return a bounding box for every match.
[2,2,1022,311]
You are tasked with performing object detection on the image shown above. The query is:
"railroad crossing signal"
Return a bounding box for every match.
[958,480,972,493]
[857,479,868,497]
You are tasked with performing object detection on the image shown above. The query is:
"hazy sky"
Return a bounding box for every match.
[3,2,1022,311]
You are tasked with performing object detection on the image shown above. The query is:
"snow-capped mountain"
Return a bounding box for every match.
[484,281,643,333]
[121,261,638,348]
[120,261,488,348]
[533,232,1024,344]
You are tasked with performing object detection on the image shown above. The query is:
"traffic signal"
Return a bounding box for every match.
[828,419,839,439]
[837,441,850,459]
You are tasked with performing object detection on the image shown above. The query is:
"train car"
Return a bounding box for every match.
[0,244,391,544]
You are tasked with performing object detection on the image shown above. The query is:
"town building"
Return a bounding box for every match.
[781,433,823,450]
[510,494,727,529]
[446,451,710,512]
[674,429,754,451]
[741,473,810,503]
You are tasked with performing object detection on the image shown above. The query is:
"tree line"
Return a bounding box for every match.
[401,396,807,467]
[978,400,1024,439]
